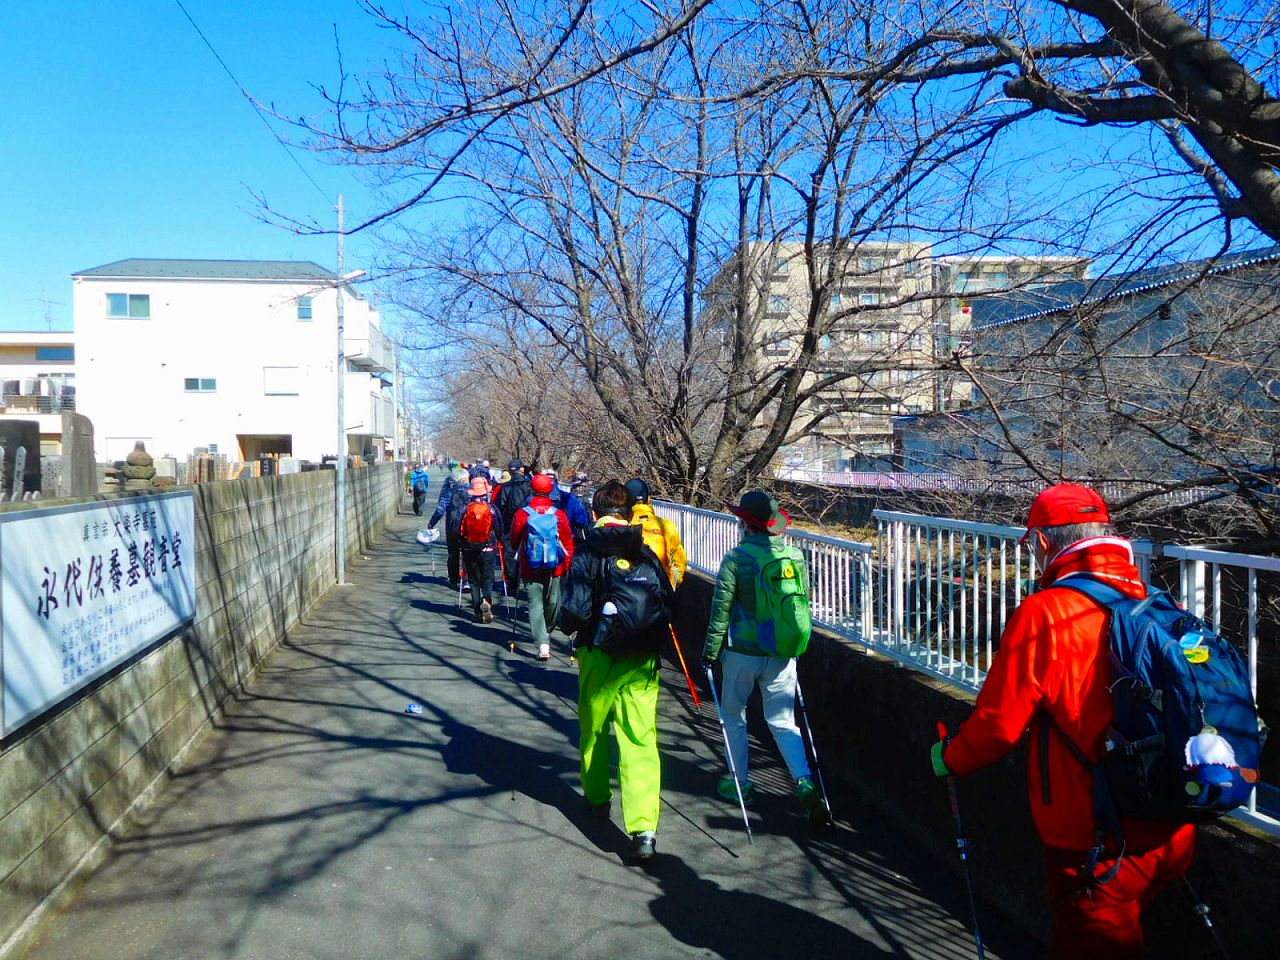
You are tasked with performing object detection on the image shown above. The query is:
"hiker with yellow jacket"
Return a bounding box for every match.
[624,478,687,588]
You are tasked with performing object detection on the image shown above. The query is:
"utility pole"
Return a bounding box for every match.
[391,341,401,462]
[335,194,347,586]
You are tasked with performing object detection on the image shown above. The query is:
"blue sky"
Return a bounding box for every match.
[0,1,397,332]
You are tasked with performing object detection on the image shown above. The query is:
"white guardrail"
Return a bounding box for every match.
[655,501,1277,826]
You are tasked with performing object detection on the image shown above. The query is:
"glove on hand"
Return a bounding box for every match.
[930,740,952,778]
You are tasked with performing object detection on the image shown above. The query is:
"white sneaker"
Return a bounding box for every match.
[537,643,550,661]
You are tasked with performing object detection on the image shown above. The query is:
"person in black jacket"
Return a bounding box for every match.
[495,457,533,594]
[563,480,674,862]
[428,466,471,588]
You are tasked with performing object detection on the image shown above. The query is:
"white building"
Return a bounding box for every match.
[72,259,394,464]
[0,331,76,453]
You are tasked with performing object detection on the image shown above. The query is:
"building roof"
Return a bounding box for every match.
[72,259,338,282]
[971,244,1280,330]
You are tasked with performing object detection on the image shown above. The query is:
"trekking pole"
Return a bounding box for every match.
[793,674,831,819]
[705,666,752,845]
[494,543,514,621]
[667,625,701,709]
[936,722,986,960]
[1181,877,1232,960]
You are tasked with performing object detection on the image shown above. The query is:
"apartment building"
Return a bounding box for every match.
[73,259,395,464]
[0,331,75,454]
[705,242,1091,469]
[702,240,935,467]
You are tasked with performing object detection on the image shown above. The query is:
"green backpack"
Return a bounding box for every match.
[740,541,812,657]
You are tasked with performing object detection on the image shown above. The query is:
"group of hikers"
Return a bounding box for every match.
[406,464,1262,959]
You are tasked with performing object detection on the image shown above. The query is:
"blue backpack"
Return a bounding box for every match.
[523,506,565,570]
[1054,575,1263,826]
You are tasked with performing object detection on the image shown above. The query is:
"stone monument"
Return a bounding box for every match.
[122,441,156,490]
[61,412,97,497]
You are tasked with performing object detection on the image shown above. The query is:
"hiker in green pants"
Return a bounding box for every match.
[578,647,661,834]
[563,480,675,862]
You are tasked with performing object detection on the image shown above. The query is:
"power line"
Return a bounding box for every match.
[173,0,332,204]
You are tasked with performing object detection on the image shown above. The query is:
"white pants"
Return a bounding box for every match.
[718,650,811,784]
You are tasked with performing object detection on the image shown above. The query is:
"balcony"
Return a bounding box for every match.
[345,324,391,374]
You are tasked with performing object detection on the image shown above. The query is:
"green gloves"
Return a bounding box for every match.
[930,740,952,778]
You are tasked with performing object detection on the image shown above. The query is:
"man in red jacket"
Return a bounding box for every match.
[509,472,574,660]
[931,484,1194,959]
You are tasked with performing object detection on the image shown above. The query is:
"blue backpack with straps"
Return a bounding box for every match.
[1054,574,1264,825]
[523,506,565,570]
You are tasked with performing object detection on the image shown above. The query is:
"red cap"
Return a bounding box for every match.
[531,474,554,494]
[1020,484,1110,543]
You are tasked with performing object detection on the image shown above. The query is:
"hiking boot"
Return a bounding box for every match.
[716,775,755,806]
[479,599,494,623]
[537,643,551,661]
[796,776,819,809]
[628,831,657,862]
[797,777,832,828]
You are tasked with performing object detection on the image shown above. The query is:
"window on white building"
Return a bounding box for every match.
[106,293,150,318]
[297,296,313,320]
[263,366,301,396]
[768,294,791,315]
[184,377,216,393]
[860,292,881,306]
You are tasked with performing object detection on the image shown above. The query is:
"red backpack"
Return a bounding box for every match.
[459,498,494,544]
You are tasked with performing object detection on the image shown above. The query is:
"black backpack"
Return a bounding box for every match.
[557,550,595,635]
[591,551,670,656]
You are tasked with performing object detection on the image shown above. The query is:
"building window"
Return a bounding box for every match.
[902,260,919,276]
[861,292,881,306]
[768,294,791,315]
[106,293,150,318]
[35,347,74,361]
[860,256,883,272]
[263,366,300,396]
[297,296,313,320]
[906,333,924,350]
[770,258,789,280]
[184,377,216,393]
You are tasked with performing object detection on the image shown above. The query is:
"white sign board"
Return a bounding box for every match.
[1,491,196,737]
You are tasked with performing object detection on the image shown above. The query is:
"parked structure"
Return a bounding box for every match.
[73,259,395,464]
[882,244,1280,522]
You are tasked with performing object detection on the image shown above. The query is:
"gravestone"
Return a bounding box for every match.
[0,420,40,500]
[60,412,97,497]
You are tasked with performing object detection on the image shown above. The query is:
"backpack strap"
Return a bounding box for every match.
[1036,572,1132,889]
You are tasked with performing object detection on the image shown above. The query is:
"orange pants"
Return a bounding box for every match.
[1045,825,1195,959]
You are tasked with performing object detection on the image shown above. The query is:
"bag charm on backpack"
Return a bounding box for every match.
[1059,575,1265,822]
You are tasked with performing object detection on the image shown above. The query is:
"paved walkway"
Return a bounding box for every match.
[23,509,1036,960]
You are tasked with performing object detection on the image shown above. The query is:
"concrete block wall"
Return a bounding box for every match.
[672,570,1280,959]
[0,463,403,956]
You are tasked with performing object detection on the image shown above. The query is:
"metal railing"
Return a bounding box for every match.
[873,510,1155,689]
[657,499,1276,827]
